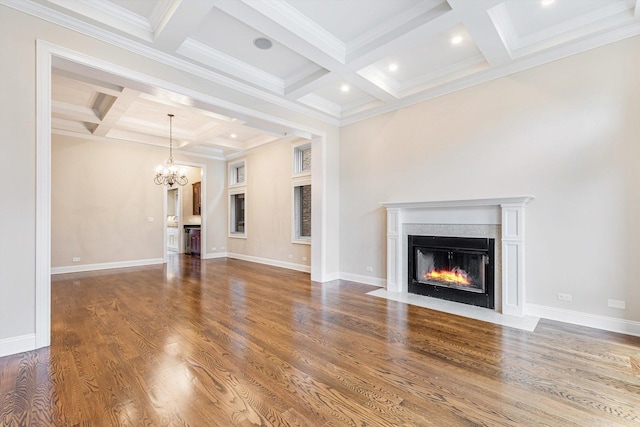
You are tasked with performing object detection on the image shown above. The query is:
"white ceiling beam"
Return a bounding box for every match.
[52,101,101,124]
[92,88,140,137]
[285,71,342,100]
[346,9,460,71]
[212,0,344,71]
[153,0,217,52]
[343,73,398,103]
[448,0,512,66]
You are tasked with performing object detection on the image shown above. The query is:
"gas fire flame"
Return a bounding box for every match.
[424,268,471,285]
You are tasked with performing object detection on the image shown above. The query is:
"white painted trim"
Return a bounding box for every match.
[339,272,386,288]
[526,303,640,338]
[0,334,37,358]
[381,196,534,209]
[322,272,340,282]
[35,40,52,350]
[51,258,164,275]
[202,252,228,260]
[227,252,311,273]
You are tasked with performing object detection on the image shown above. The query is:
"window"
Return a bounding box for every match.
[293,143,311,175]
[229,160,246,186]
[230,192,245,236]
[293,184,311,240]
[292,142,311,244]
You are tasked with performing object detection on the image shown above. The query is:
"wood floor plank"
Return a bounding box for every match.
[1,255,640,426]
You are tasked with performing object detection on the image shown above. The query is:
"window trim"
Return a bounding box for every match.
[228,187,247,239]
[291,177,311,245]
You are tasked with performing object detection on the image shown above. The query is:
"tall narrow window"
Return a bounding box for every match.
[294,184,311,240]
[230,193,245,235]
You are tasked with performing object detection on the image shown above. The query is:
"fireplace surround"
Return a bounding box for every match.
[382,196,533,317]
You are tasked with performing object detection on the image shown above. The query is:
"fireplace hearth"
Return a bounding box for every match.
[408,235,495,309]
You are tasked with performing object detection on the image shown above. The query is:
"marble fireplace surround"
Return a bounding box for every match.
[381,196,534,317]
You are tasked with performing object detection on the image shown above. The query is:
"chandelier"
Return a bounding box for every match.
[154,113,187,187]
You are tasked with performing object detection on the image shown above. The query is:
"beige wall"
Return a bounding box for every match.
[227,140,312,268]
[340,35,640,321]
[51,135,226,267]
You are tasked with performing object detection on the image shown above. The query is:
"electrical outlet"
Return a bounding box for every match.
[366,266,373,272]
[288,254,293,259]
[147,216,154,223]
[302,256,307,262]
[557,293,572,302]
[608,299,626,309]
[212,247,217,251]
[72,257,80,262]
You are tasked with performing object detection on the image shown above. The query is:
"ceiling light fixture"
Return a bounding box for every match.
[230,133,237,138]
[541,0,555,6]
[154,114,187,187]
[388,63,398,72]
[340,84,350,92]
[253,37,273,50]
[451,35,463,45]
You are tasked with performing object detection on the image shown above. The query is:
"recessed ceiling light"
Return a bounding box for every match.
[340,84,350,92]
[451,35,463,45]
[541,0,555,6]
[253,37,273,50]
[230,133,237,139]
[388,63,398,72]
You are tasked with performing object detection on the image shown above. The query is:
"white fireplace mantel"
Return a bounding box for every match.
[381,196,534,317]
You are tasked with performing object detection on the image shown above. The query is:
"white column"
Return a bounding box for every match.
[501,203,526,317]
[386,208,403,292]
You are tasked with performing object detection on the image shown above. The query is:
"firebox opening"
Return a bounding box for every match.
[409,235,495,309]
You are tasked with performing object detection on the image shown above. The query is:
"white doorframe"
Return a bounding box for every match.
[35,40,332,349]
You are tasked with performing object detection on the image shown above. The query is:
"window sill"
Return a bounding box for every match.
[228,233,247,239]
[292,238,311,246]
[292,171,311,179]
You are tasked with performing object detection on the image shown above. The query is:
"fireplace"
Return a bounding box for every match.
[408,235,495,309]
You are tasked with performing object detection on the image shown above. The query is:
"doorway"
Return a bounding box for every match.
[165,165,203,259]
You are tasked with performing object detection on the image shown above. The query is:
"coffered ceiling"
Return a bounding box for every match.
[5,0,640,159]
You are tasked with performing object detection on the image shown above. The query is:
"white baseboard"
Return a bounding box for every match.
[0,333,36,358]
[226,252,311,273]
[322,272,340,282]
[203,252,228,260]
[339,272,386,287]
[526,303,640,337]
[51,258,164,274]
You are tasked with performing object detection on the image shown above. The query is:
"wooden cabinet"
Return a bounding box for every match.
[189,228,201,256]
[192,182,201,215]
[167,227,179,251]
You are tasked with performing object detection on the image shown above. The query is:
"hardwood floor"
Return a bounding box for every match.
[1,255,640,426]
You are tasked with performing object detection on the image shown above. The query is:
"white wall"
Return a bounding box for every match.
[340,35,640,322]
[227,140,312,269]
